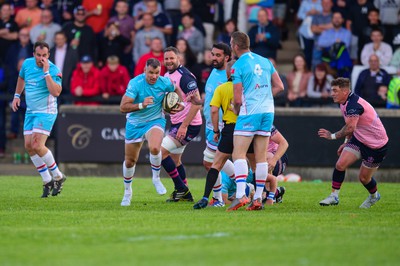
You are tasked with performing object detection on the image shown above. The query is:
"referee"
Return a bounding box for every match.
[193,60,242,209]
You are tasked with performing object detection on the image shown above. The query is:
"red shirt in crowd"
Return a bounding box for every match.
[82,0,114,34]
[70,63,101,105]
[134,51,166,77]
[99,64,130,96]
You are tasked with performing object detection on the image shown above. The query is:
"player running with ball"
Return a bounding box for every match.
[119,58,183,207]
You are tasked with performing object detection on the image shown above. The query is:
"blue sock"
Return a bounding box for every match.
[162,156,186,190]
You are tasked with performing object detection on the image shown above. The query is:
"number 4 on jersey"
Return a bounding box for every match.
[254,64,262,76]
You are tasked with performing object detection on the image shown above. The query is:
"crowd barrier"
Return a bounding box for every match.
[56,106,400,168]
[0,93,340,106]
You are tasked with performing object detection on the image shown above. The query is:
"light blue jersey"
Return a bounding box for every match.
[231,52,276,115]
[125,74,174,124]
[204,68,227,130]
[221,169,254,198]
[19,58,62,114]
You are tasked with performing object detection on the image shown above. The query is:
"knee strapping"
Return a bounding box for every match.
[203,148,215,163]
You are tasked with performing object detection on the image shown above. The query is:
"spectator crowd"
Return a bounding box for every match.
[0,0,400,158]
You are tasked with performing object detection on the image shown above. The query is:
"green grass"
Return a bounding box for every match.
[0,176,399,266]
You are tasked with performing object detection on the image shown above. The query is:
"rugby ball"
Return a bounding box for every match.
[282,173,302,182]
[162,91,180,113]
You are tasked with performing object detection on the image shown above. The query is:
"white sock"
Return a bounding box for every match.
[221,159,235,178]
[41,150,63,179]
[212,173,222,201]
[123,161,135,195]
[332,190,340,197]
[31,154,52,183]
[254,162,268,200]
[234,159,248,199]
[149,151,162,179]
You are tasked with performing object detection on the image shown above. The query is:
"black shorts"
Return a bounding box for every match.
[272,153,288,176]
[168,123,201,145]
[346,136,388,168]
[218,123,254,154]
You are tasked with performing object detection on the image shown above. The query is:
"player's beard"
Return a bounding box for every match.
[166,61,178,73]
[213,60,224,70]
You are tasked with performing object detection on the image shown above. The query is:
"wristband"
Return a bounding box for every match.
[138,103,143,110]
[344,138,348,143]
[331,133,336,140]
[44,71,50,76]
[213,129,220,134]
[14,93,21,99]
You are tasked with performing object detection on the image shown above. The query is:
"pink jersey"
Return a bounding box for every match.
[165,65,202,126]
[267,125,279,154]
[340,93,388,149]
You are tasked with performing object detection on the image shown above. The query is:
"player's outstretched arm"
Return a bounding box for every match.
[318,118,357,140]
[318,128,335,140]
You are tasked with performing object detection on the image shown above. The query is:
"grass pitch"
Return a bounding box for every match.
[0,176,399,266]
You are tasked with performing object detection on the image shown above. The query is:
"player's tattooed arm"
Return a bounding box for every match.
[318,117,357,140]
[173,86,185,103]
[185,89,204,105]
[335,116,358,139]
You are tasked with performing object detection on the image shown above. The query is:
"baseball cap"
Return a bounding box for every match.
[73,5,86,15]
[80,55,92,63]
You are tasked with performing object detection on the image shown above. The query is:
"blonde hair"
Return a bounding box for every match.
[231,31,250,50]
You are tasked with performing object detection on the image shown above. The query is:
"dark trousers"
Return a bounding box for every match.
[0,93,6,150]
[300,35,314,70]
[10,100,26,135]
